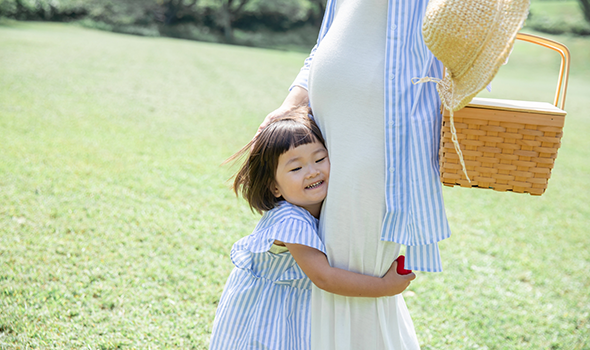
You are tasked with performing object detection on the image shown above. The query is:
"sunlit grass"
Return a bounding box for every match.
[0,21,589,349]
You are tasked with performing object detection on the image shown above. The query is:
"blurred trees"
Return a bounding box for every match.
[580,0,590,23]
[0,0,327,47]
[154,0,200,25]
[217,0,253,42]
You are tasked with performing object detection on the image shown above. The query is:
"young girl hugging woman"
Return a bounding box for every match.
[209,107,416,350]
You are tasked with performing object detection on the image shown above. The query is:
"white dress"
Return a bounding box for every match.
[308,0,421,348]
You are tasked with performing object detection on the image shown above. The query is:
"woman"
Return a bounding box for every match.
[261,0,451,348]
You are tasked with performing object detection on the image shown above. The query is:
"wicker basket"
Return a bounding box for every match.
[439,33,570,196]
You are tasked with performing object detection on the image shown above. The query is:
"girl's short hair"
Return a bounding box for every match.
[230,106,325,213]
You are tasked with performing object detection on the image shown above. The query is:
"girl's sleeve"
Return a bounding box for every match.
[230,214,325,272]
[290,0,337,91]
[260,217,326,254]
[230,202,325,271]
[233,216,325,256]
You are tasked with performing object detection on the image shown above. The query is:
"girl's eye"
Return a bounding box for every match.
[316,157,327,163]
[290,167,302,172]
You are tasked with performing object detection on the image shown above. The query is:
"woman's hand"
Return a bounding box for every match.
[255,86,310,138]
[257,105,295,135]
[382,260,416,296]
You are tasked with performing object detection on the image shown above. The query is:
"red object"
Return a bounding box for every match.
[395,255,412,275]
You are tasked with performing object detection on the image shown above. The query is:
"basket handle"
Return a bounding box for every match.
[515,33,570,110]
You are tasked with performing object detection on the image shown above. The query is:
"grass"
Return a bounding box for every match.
[0,20,589,349]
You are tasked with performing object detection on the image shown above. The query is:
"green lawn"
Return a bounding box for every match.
[1,21,589,349]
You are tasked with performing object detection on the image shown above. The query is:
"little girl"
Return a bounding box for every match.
[209,107,415,350]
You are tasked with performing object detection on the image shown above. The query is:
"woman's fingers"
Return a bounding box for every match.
[255,106,294,138]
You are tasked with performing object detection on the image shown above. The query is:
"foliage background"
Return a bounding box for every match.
[0,0,325,49]
[0,0,589,50]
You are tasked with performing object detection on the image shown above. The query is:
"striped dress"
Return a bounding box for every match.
[209,201,326,350]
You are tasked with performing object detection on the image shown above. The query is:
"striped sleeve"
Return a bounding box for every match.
[234,202,325,255]
[379,0,451,273]
[405,242,442,272]
[260,218,326,254]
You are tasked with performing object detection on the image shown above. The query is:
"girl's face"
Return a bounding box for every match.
[272,141,330,218]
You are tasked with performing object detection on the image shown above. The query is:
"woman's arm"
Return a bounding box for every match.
[255,0,334,136]
[285,243,415,297]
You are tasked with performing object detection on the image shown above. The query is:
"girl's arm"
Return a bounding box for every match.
[285,243,415,297]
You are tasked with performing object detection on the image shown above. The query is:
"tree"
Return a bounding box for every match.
[154,0,199,25]
[217,0,253,43]
[307,0,325,27]
[580,0,590,23]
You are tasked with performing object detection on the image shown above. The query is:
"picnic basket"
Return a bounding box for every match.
[439,33,570,196]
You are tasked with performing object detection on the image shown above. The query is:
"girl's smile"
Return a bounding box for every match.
[272,141,330,218]
[306,180,325,190]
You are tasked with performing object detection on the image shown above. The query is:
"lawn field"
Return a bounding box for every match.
[1,21,589,349]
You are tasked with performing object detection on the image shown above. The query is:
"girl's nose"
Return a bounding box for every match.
[306,166,320,178]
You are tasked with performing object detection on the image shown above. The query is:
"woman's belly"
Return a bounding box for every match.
[308,0,388,175]
[308,0,394,275]
[309,0,387,116]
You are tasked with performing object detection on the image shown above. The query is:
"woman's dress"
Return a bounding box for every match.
[308,0,421,348]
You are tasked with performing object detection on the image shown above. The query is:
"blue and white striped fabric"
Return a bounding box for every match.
[209,201,325,350]
[291,0,451,272]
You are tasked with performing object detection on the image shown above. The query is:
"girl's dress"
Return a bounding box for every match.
[209,201,326,350]
[307,0,421,348]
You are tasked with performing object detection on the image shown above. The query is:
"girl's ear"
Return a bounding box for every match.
[271,183,282,198]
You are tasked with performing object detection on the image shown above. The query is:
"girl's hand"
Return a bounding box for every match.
[382,260,416,296]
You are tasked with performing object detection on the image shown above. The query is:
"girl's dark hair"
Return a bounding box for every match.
[229,106,325,214]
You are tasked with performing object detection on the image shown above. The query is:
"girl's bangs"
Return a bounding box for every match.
[269,120,322,155]
[288,126,319,149]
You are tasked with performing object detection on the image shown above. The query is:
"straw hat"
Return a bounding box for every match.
[422,0,530,112]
